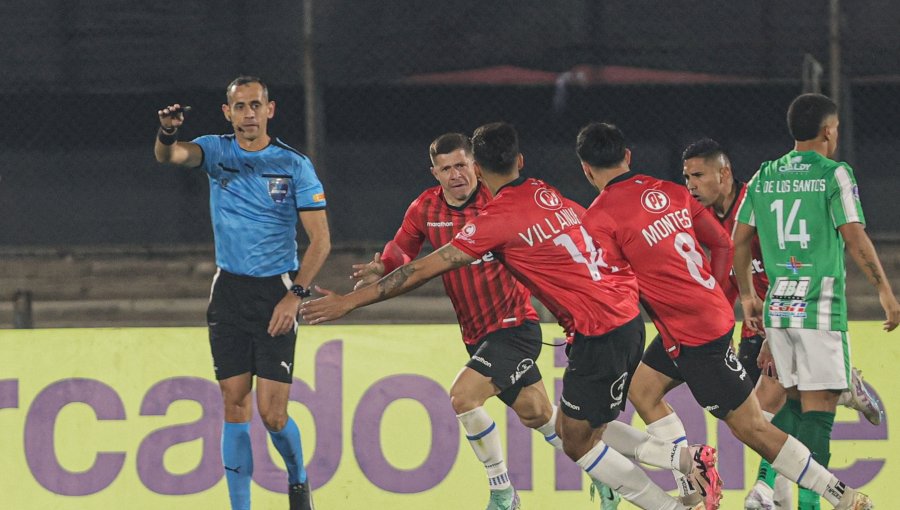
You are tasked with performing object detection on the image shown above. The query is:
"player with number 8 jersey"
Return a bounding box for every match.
[582,173,734,354]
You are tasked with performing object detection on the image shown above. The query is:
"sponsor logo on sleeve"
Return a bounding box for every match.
[312,192,326,202]
[455,223,477,244]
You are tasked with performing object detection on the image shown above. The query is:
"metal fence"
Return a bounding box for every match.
[3,0,900,248]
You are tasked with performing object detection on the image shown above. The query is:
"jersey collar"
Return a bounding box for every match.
[232,134,275,153]
[495,175,527,195]
[719,180,743,220]
[605,171,633,188]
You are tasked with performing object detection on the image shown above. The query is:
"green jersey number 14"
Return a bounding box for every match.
[771,199,810,249]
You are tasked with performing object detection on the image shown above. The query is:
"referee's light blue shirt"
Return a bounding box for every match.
[192,134,326,277]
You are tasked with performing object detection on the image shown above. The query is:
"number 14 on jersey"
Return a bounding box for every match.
[771,199,810,249]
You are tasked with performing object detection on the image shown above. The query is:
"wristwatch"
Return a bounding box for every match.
[289,284,312,299]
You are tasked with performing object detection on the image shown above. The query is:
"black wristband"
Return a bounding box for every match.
[158,127,178,146]
[289,284,312,299]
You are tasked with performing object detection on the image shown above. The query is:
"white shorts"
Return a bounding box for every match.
[766,327,851,391]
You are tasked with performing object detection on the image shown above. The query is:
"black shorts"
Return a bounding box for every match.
[641,328,753,419]
[207,269,297,384]
[560,315,645,428]
[738,334,765,385]
[465,320,543,406]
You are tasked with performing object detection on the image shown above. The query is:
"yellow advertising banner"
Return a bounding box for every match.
[0,323,894,509]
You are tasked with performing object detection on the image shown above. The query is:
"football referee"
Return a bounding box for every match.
[155,76,330,510]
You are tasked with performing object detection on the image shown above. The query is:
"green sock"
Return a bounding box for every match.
[797,410,836,510]
[756,399,803,488]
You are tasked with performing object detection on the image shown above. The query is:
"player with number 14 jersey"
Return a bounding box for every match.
[452,176,640,339]
[736,150,864,331]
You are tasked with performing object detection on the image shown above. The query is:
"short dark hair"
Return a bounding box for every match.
[472,122,519,174]
[429,133,472,164]
[682,137,728,163]
[787,93,837,141]
[576,122,626,169]
[226,76,269,102]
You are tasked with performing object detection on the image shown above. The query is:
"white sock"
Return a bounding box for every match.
[458,407,510,490]
[535,405,563,450]
[762,410,775,422]
[576,441,682,510]
[646,413,695,500]
[602,420,683,472]
[770,435,848,507]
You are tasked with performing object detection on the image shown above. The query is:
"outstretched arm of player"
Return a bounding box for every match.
[154,104,203,167]
[733,221,764,334]
[351,251,386,290]
[352,239,418,290]
[693,206,734,288]
[301,243,476,324]
[839,222,900,331]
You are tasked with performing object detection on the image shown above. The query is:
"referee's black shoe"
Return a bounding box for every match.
[289,481,314,510]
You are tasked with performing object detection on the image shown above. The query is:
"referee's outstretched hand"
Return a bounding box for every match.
[300,286,352,325]
[157,103,189,131]
[268,293,303,337]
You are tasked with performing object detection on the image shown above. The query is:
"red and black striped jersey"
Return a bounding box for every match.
[451,177,640,339]
[583,173,734,356]
[381,182,538,345]
[713,181,770,338]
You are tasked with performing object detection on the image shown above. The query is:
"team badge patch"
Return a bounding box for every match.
[455,223,478,245]
[534,187,563,211]
[268,178,290,203]
[458,223,477,238]
[640,189,670,213]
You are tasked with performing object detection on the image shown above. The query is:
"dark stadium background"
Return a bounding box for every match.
[2,0,898,326]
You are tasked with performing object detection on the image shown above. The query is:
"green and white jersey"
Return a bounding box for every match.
[736,150,865,331]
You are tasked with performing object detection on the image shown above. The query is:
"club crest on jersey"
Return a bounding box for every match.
[456,223,477,241]
[268,178,290,203]
[640,189,670,213]
[534,187,563,211]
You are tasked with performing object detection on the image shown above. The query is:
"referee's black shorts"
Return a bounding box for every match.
[207,269,298,383]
